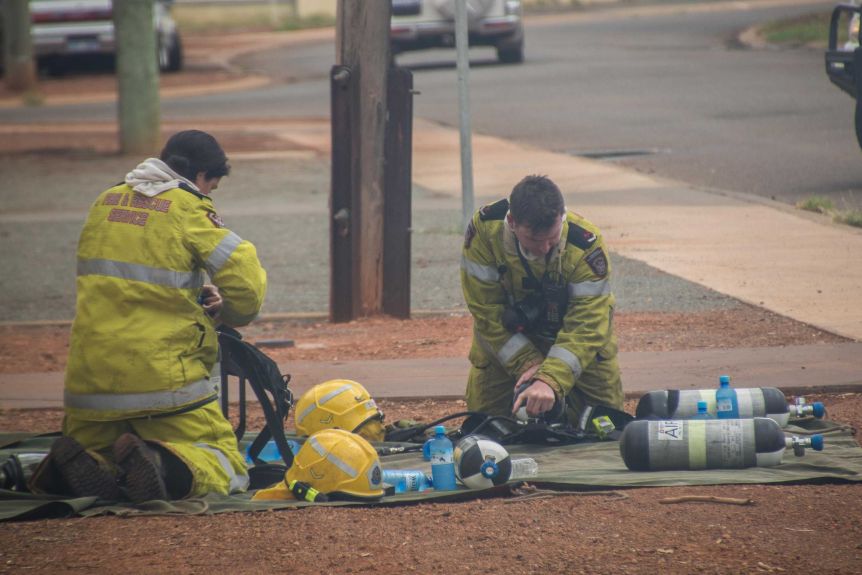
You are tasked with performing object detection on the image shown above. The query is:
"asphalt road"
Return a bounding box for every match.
[5,0,854,210]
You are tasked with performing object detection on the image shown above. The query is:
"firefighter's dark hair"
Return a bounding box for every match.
[160,130,231,182]
[509,175,565,231]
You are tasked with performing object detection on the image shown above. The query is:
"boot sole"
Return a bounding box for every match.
[114,433,168,503]
[51,436,120,500]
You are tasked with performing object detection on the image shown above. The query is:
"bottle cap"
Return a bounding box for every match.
[697,401,707,411]
[434,425,446,436]
[719,375,730,385]
[812,402,826,418]
[810,434,824,451]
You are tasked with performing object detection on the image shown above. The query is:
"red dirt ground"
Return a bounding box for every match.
[1,312,860,574]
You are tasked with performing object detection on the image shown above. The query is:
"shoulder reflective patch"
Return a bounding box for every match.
[206,231,242,277]
[461,254,500,283]
[208,212,225,228]
[568,278,610,298]
[464,220,477,248]
[567,223,597,249]
[479,198,509,221]
[585,248,609,278]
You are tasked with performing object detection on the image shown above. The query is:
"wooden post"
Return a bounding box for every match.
[333,0,391,318]
[383,66,413,318]
[114,0,160,155]
[330,65,357,322]
[2,0,37,92]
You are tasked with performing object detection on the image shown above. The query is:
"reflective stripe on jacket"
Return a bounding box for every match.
[460,200,616,398]
[64,183,267,420]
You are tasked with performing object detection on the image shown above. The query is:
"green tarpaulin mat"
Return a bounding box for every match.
[1,418,859,521]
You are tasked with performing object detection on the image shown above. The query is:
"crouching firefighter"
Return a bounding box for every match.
[460,174,623,430]
[29,130,267,503]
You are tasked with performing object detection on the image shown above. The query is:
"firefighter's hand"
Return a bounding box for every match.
[512,379,556,417]
[514,364,541,391]
[200,284,223,319]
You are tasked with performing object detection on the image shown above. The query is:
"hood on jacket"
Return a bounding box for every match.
[125,158,200,197]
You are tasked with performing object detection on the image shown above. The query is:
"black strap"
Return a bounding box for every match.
[383,411,485,443]
[218,327,295,468]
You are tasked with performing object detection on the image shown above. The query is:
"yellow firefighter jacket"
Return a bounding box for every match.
[460,198,617,399]
[64,180,267,421]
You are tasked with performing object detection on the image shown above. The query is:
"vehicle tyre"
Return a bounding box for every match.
[496,38,524,64]
[856,98,862,151]
[159,33,183,73]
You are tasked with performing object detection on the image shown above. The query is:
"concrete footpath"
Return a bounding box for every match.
[3,343,862,409]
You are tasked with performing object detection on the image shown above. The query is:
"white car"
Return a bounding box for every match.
[390,0,525,64]
[29,0,182,72]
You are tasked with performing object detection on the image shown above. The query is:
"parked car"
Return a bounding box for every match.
[390,0,525,64]
[28,0,182,72]
[826,3,862,148]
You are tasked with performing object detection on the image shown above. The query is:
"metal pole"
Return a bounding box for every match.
[454,0,474,231]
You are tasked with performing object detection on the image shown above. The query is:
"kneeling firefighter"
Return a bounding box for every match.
[294,379,385,443]
[253,429,384,502]
[461,175,623,427]
[29,131,266,503]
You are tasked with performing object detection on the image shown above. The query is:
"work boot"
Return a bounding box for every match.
[49,436,121,500]
[113,433,168,503]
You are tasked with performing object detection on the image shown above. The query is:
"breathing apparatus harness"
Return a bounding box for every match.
[217,326,297,489]
[382,403,633,455]
[501,237,569,340]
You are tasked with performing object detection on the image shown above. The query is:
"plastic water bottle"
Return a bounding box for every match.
[715,375,739,419]
[245,439,301,465]
[691,401,714,420]
[509,457,539,480]
[422,436,433,461]
[382,469,433,493]
[428,425,458,491]
[619,417,825,471]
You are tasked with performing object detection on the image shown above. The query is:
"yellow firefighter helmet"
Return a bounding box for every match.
[252,429,384,501]
[294,379,385,442]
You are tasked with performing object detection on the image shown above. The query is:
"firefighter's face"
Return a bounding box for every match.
[508,214,563,257]
[195,172,222,196]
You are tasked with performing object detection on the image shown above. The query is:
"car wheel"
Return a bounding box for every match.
[159,33,183,73]
[855,99,862,151]
[496,38,524,64]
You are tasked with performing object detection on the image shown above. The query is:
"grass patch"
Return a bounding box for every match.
[796,195,834,214]
[759,11,843,47]
[796,195,862,228]
[173,5,333,34]
[21,90,44,107]
[834,209,862,228]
